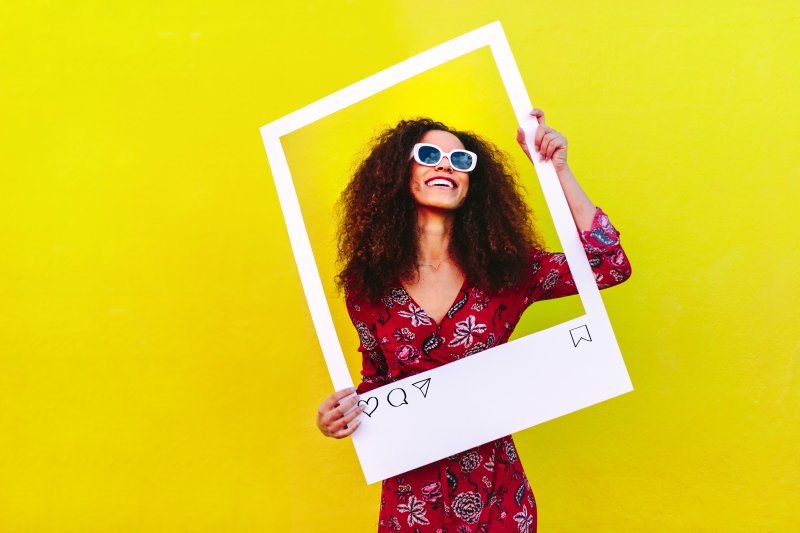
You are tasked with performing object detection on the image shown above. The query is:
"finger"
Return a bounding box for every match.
[529,108,545,125]
[539,132,554,160]
[322,393,360,427]
[322,399,353,426]
[516,128,531,156]
[336,395,360,417]
[333,419,361,439]
[534,126,546,152]
[546,135,565,159]
[322,387,357,410]
[331,405,364,432]
[541,126,563,157]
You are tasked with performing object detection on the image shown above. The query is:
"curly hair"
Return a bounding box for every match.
[336,118,544,302]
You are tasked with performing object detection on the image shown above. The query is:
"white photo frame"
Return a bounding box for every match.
[260,21,632,484]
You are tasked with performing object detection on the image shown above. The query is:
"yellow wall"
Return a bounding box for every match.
[1,1,797,531]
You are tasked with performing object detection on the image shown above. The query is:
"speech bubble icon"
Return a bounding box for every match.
[386,388,408,407]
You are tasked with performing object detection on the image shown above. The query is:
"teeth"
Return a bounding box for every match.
[427,179,454,188]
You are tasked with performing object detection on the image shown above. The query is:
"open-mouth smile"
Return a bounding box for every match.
[424,177,457,189]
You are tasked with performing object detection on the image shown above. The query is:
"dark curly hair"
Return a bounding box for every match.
[336,118,544,302]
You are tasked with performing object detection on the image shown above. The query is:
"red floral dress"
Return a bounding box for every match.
[345,208,631,532]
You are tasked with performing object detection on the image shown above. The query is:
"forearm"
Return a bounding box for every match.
[555,163,596,232]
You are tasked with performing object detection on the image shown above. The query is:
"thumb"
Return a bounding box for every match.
[516,127,531,158]
[530,108,545,125]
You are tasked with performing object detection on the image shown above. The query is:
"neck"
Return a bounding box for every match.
[415,206,453,263]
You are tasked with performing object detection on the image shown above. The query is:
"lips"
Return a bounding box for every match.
[424,176,457,189]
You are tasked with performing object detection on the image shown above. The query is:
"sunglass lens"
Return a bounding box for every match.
[417,145,442,165]
[450,151,474,171]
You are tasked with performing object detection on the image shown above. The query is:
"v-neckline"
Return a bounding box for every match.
[400,276,469,328]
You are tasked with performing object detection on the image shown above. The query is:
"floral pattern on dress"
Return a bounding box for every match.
[398,495,430,526]
[448,315,487,348]
[514,506,535,533]
[395,345,421,365]
[398,303,434,327]
[344,208,631,532]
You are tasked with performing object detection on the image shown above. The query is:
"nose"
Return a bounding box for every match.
[435,156,453,172]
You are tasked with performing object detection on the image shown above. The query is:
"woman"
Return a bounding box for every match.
[317,109,631,532]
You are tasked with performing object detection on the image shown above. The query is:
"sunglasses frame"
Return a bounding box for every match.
[411,143,478,172]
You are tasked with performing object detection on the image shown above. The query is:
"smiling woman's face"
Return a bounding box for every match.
[409,129,470,212]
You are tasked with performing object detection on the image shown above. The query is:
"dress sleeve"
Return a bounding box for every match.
[521,207,632,305]
[344,288,391,394]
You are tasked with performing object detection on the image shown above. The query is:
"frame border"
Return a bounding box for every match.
[261,21,631,483]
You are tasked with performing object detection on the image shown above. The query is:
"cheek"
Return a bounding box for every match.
[456,179,470,205]
[409,166,423,191]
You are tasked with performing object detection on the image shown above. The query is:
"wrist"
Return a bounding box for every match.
[554,161,573,178]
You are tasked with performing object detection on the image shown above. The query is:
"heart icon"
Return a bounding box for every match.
[357,396,379,417]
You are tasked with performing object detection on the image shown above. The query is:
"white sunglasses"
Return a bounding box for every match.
[411,143,477,172]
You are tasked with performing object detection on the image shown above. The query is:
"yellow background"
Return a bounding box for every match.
[1,1,798,531]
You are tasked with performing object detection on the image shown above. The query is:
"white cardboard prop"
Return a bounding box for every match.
[260,21,632,484]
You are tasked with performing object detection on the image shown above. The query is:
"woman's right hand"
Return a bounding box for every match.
[316,387,364,438]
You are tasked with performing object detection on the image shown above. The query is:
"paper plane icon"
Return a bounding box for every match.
[412,378,431,398]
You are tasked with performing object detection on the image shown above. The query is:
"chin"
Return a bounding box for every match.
[418,201,465,212]
[410,189,467,212]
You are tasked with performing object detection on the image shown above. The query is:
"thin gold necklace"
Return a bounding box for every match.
[416,256,450,271]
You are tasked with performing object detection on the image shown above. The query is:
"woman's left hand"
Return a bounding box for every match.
[516,108,569,174]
